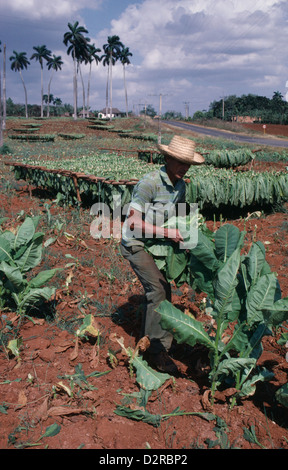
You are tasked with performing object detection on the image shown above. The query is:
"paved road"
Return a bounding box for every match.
[164,120,288,149]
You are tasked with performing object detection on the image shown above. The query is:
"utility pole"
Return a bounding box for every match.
[138,102,147,128]
[149,93,169,144]
[183,101,190,120]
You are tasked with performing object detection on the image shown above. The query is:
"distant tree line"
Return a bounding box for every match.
[193,92,288,124]
[4,97,74,117]
[139,92,288,125]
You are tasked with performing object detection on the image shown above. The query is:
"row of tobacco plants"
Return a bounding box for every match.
[6,147,288,212]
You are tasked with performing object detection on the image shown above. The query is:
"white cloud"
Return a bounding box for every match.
[106,0,288,108]
[0,0,103,20]
[110,1,286,62]
[1,0,288,114]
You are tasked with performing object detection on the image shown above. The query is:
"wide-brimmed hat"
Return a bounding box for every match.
[158,135,205,165]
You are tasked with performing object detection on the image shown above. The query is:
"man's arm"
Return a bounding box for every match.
[128,208,184,244]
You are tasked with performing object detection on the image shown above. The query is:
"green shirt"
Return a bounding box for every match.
[122,165,186,246]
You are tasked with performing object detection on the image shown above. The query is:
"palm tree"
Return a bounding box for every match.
[46,54,63,117]
[53,97,62,116]
[73,40,91,118]
[30,45,52,117]
[86,43,102,117]
[101,52,114,117]
[43,93,54,104]
[103,35,123,120]
[10,50,30,118]
[43,93,54,115]
[63,21,90,120]
[120,46,132,117]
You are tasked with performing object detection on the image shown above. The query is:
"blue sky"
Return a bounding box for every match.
[82,0,133,30]
[0,0,288,116]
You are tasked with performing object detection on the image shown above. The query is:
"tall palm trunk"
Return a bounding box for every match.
[47,70,55,118]
[19,70,28,118]
[109,51,113,121]
[105,66,109,117]
[73,45,78,120]
[78,62,86,119]
[87,62,92,118]
[40,64,44,117]
[123,64,128,117]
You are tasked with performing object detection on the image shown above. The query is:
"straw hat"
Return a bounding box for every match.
[158,136,205,165]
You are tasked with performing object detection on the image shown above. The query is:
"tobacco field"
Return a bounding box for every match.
[0,116,288,451]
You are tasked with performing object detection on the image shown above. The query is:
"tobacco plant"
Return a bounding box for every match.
[0,216,58,315]
[156,223,288,406]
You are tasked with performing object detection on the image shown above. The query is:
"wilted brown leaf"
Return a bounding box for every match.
[44,406,93,420]
[69,336,79,361]
[16,390,27,409]
[201,389,213,412]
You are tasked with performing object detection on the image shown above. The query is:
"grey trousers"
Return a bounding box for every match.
[120,243,173,354]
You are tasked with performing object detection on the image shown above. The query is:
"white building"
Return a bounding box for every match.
[98,107,123,119]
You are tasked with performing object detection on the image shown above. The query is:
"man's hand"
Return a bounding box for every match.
[164,227,184,244]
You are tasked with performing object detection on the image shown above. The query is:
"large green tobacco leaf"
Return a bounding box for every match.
[214,224,243,262]
[213,248,241,316]
[17,286,55,310]
[163,213,200,250]
[132,355,171,390]
[114,405,162,427]
[212,357,257,384]
[157,300,215,351]
[190,230,219,271]
[13,217,36,251]
[189,254,215,299]
[246,273,282,325]
[238,368,274,399]
[29,269,60,288]
[153,257,166,272]
[262,297,288,327]
[241,323,268,360]
[165,246,189,282]
[145,240,170,257]
[16,233,44,272]
[224,323,250,354]
[243,241,266,286]
[0,261,25,293]
[188,229,221,297]
[0,235,13,263]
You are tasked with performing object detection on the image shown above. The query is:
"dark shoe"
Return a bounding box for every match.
[146,350,179,375]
